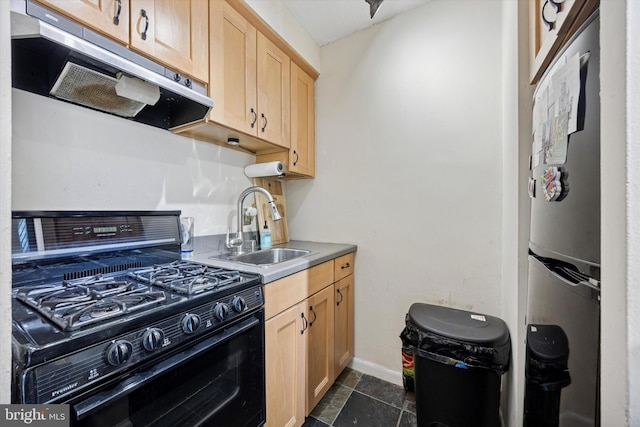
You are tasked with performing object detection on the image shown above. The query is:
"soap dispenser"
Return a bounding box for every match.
[260,221,272,248]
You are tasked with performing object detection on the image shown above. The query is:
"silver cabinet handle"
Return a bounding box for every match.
[140,9,150,40]
[113,0,122,25]
[250,108,257,128]
[261,113,268,132]
[300,313,308,334]
[309,306,317,326]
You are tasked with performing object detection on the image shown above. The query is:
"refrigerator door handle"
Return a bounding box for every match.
[534,256,599,290]
[548,267,594,289]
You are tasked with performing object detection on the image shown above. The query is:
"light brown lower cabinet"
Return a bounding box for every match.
[265,304,306,427]
[333,274,354,380]
[264,253,355,427]
[265,287,334,426]
[305,285,334,413]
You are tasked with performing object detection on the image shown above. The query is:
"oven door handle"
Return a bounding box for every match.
[73,315,260,421]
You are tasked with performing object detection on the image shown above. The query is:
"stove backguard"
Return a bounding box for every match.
[11,211,183,287]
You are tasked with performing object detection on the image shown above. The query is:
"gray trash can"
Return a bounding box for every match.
[401,303,511,427]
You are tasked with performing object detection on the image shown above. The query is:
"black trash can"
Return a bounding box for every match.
[524,324,571,427]
[401,303,510,427]
[400,328,416,392]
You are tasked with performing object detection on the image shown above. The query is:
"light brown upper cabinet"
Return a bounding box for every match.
[34,0,208,84]
[208,2,257,137]
[529,0,598,84]
[129,0,209,83]
[35,0,130,44]
[289,63,316,177]
[256,33,291,148]
[257,62,315,178]
[177,0,318,169]
[208,1,290,149]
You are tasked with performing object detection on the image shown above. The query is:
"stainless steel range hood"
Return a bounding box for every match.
[10,0,213,130]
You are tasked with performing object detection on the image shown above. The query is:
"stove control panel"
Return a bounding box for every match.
[12,212,183,261]
[31,285,264,403]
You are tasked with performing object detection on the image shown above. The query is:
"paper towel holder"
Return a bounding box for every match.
[244,161,287,178]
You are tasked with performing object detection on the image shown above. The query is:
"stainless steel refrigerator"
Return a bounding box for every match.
[525,10,600,427]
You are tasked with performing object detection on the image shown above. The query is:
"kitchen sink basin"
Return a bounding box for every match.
[211,248,310,266]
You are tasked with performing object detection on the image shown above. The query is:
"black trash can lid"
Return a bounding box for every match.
[527,324,569,362]
[408,303,509,347]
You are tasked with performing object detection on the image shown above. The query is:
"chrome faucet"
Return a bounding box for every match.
[226,186,282,253]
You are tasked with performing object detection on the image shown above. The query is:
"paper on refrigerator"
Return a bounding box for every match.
[549,53,581,134]
[532,52,582,168]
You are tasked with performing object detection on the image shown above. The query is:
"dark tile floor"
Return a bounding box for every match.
[302,368,417,427]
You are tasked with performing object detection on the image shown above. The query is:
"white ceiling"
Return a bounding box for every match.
[280,0,430,46]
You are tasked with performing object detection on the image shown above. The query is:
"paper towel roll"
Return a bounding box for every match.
[244,162,286,178]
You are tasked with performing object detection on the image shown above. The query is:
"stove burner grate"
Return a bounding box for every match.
[130,261,243,295]
[14,261,252,332]
[15,275,167,331]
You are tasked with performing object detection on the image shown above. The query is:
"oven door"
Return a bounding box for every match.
[71,310,265,427]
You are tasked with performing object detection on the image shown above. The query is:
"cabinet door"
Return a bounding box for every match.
[290,62,315,177]
[35,0,129,44]
[265,305,306,427]
[305,285,334,414]
[209,0,257,135]
[130,0,208,83]
[529,0,597,83]
[257,33,290,148]
[334,275,354,380]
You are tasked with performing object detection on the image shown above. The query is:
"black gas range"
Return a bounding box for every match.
[11,211,266,427]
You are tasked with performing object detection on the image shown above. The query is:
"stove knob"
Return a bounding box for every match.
[182,313,201,334]
[231,296,247,312]
[142,328,165,352]
[213,302,230,321]
[106,340,133,366]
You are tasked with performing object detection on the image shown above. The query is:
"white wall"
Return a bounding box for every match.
[245,0,321,72]
[600,1,640,425]
[626,4,640,422]
[501,1,533,425]
[287,0,506,383]
[12,91,256,234]
[0,0,13,404]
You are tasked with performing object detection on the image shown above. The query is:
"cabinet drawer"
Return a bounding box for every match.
[334,253,354,281]
[264,260,334,320]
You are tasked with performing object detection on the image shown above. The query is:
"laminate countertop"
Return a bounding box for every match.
[184,235,357,283]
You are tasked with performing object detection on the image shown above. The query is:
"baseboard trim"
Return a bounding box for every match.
[348,357,403,386]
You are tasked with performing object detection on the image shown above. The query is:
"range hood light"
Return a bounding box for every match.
[115,74,161,106]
